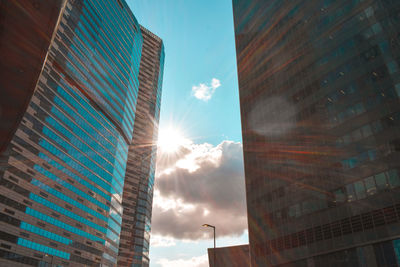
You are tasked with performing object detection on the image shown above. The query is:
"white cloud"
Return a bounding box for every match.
[153,139,247,240]
[157,254,208,267]
[150,235,176,248]
[210,78,221,89]
[192,78,221,101]
[153,190,196,213]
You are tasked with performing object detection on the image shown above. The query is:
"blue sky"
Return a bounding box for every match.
[128,0,242,146]
[127,1,247,266]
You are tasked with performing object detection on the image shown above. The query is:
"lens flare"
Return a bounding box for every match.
[157,127,187,153]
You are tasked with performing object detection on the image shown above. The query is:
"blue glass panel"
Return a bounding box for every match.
[20,222,72,245]
[26,207,104,244]
[17,238,70,260]
[29,193,106,234]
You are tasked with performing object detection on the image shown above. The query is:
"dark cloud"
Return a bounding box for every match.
[152,141,247,240]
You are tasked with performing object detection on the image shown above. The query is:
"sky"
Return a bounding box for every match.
[127,0,248,266]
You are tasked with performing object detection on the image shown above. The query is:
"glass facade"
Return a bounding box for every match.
[117,26,165,267]
[0,0,64,154]
[233,0,400,266]
[0,0,144,266]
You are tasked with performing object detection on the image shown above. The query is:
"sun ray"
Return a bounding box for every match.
[157,127,189,154]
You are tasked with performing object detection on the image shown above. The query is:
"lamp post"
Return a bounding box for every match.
[202,224,216,267]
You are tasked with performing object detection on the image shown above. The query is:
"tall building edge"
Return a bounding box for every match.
[117,26,164,267]
[0,0,145,266]
[0,0,65,155]
[233,0,400,266]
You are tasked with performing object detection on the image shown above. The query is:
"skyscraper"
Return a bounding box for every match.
[0,0,144,266]
[0,0,64,154]
[117,26,164,267]
[233,0,400,266]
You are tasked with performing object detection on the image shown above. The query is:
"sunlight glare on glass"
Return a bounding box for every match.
[158,127,187,153]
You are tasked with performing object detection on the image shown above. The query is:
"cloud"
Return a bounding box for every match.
[152,139,247,240]
[192,78,221,101]
[157,254,208,267]
[150,235,176,248]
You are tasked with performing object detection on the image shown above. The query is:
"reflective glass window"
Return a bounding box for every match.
[387,61,399,74]
[334,188,346,203]
[393,239,400,265]
[383,241,397,266]
[388,169,400,187]
[375,173,388,190]
[371,120,383,133]
[395,84,400,98]
[352,129,362,141]
[354,181,366,199]
[371,23,382,34]
[361,124,372,137]
[364,176,376,195]
[346,184,356,202]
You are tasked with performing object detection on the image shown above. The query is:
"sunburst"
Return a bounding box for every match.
[157,127,189,153]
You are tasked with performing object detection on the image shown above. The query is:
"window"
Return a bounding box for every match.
[395,84,400,98]
[371,120,383,133]
[364,6,374,17]
[388,169,400,188]
[361,124,372,137]
[368,150,377,161]
[393,239,400,265]
[334,188,346,203]
[354,103,365,114]
[362,46,378,61]
[352,129,362,141]
[374,241,398,266]
[289,204,301,218]
[379,40,390,54]
[343,134,352,144]
[375,173,388,190]
[371,23,382,34]
[364,176,377,195]
[387,61,399,74]
[354,181,366,199]
[116,0,124,8]
[346,184,356,202]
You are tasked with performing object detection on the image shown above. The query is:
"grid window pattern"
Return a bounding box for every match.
[0,0,144,265]
[17,238,70,260]
[233,0,400,265]
[260,203,400,255]
[117,26,164,267]
[20,222,72,245]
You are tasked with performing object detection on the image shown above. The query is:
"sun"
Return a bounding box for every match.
[157,127,188,153]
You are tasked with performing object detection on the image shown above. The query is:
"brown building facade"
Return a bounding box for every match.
[207,245,250,267]
[233,0,400,266]
[0,0,64,154]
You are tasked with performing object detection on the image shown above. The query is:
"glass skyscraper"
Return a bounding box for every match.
[0,0,64,154]
[117,26,164,267]
[0,0,146,266]
[233,0,400,266]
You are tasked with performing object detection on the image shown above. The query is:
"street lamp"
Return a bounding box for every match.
[202,224,216,267]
